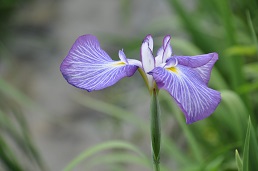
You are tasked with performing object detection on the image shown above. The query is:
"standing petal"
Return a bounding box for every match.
[141,35,155,88]
[162,35,172,62]
[155,35,173,66]
[118,50,128,64]
[143,34,154,52]
[149,65,221,124]
[174,53,218,84]
[60,34,138,91]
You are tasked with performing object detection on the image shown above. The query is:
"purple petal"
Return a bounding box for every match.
[141,41,154,72]
[149,65,221,124]
[141,40,155,87]
[156,35,173,63]
[119,50,128,64]
[174,53,218,84]
[143,34,153,52]
[156,46,163,57]
[60,34,138,91]
[162,35,172,62]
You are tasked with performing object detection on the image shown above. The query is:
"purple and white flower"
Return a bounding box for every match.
[60,34,221,124]
[60,35,140,92]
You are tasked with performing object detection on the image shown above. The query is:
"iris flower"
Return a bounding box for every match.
[60,34,221,124]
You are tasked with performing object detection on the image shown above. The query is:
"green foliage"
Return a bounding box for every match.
[240,118,258,171]
[235,150,243,171]
[63,141,149,171]
[0,79,47,171]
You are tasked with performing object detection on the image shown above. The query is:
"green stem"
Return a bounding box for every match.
[150,88,161,171]
[138,68,151,93]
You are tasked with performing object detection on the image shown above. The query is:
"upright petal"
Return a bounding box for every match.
[60,34,138,91]
[162,35,172,62]
[156,35,173,65]
[143,34,154,52]
[118,50,128,64]
[174,53,218,84]
[149,65,221,124]
[141,39,155,88]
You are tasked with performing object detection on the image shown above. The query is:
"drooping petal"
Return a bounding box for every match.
[149,65,221,124]
[60,34,138,91]
[127,59,142,67]
[174,53,218,84]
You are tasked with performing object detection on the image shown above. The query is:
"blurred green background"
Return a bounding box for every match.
[0,0,258,171]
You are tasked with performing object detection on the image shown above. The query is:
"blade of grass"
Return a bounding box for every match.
[84,153,152,170]
[214,90,249,140]
[248,117,258,170]
[63,141,146,171]
[224,45,257,57]
[242,117,251,171]
[0,78,37,109]
[0,109,47,171]
[209,67,229,89]
[235,149,243,171]
[72,91,192,165]
[166,0,215,52]
[247,11,258,56]
[86,153,170,171]
[0,134,25,171]
[214,0,236,45]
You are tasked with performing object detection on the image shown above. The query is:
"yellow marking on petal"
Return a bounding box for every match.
[113,61,126,66]
[167,67,178,73]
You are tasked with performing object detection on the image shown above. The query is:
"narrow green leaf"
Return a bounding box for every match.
[237,82,258,94]
[0,109,48,171]
[224,45,257,57]
[241,117,258,171]
[209,67,229,90]
[73,91,192,165]
[63,141,146,171]
[72,92,142,126]
[214,90,249,140]
[235,149,243,171]
[0,78,35,109]
[244,62,258,78]
[169,37,202,55]
[85,152,171,171]
[246,11,258,55]
[248,118,258,171]
[84,153,153,170]
[204,156,224,171]
[214,0,236,45]
[166,0,215,52]
[0,134,25,171]
[243,117,251,171]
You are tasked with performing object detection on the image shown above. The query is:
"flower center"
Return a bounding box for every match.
[167,67,178,73]
[113,61,126,66]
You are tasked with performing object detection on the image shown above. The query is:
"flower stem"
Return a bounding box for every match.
[150,88,161,171]
[138,68,153,94]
